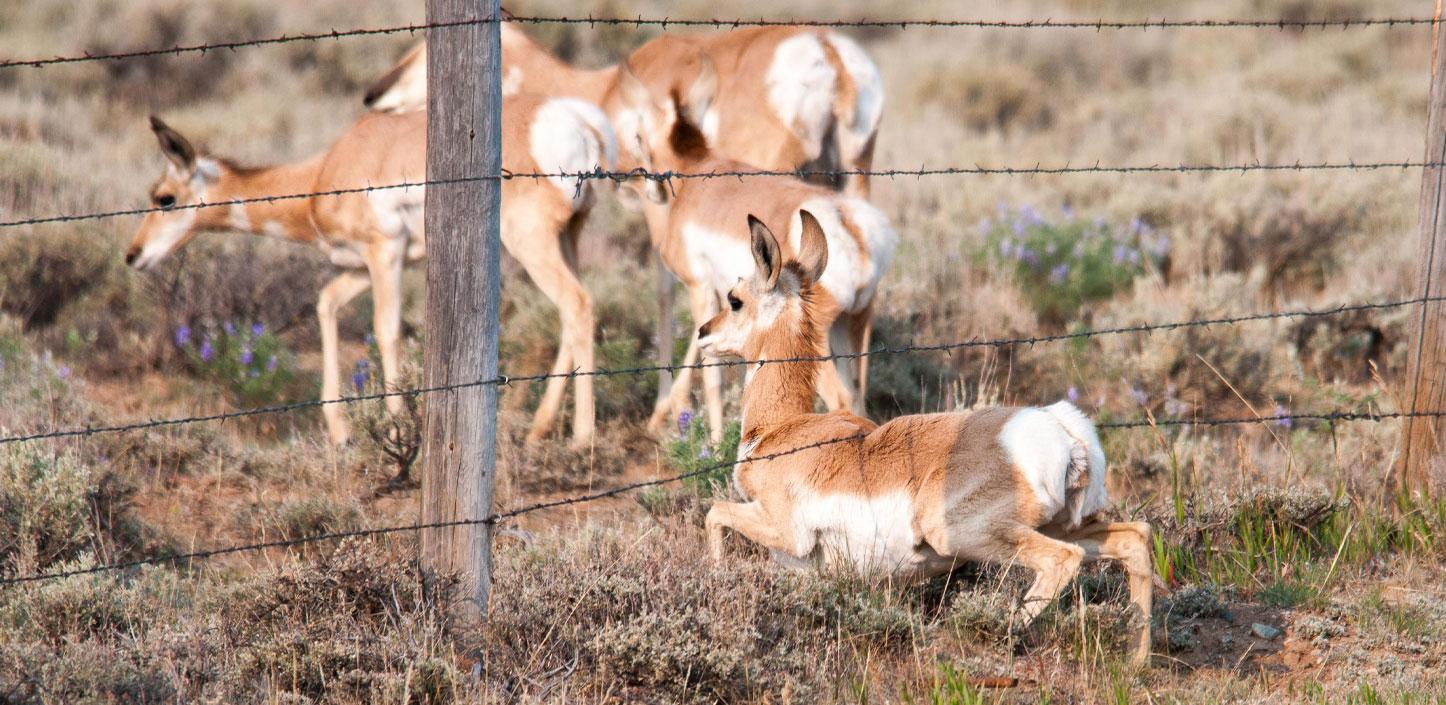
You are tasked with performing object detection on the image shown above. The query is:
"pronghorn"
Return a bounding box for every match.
[365,24,884,198]
[610,59,896,441]
[126,95,615,447]
[697,213,1154,663]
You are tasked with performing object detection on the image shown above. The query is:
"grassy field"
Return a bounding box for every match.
[4,0,1446,702]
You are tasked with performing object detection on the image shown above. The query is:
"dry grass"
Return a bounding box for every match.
[3,0,1446,701]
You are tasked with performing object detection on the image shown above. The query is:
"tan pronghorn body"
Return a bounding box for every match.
[366,25,883,196]
[696,215,1153,663]
[127,95,615,447]
[609,61,895,440]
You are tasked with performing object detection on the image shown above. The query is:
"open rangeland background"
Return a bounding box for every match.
[3,0,1446,702]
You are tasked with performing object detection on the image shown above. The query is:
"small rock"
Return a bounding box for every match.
[1220,633,1235,647]
[1252,622,1282,640]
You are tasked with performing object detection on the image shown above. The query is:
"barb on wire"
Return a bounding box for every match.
[4,14,1438,72]
[4,161,1440,232]
[1098,409,1446,430]
[0,432,868,587]
[3,294,1442,447]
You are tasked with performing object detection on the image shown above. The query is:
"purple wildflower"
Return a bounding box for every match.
[1165,398,1189,417]
[678,409,694,434]
[1127,249,1141,265]
[1093,216,1107,230]
[999,238,1013,257]
[251,322,265,337]
[1049,263,1070,283]
[1274,403,1292,428]
[364,334,376,346]
[223,321,237,336]
[1020,205,1042,225]
[249,369,260,379]
[1011,219,1026,236]
[175,325,191,348]
[240,347,254,366]
[698,447,713,460]
[266,355,279,372]
[1020,248,1040,268]
[352,368,369,392]
[199,339,215,362]
[1061,204,1074,220]
[1129,216,1144,234]
[1113,245,1129,264]
[56,365,70,379]
[1067,386,1080,403]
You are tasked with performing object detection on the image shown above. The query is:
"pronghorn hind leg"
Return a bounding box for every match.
[366,240,408,419]
[558,212,595,447]
[850,305,874,413]
[649,283,715,439]
[1052,520,1154,664]
[316,270,372,445]
[1007,528,1086,627]
[508,220,594,446]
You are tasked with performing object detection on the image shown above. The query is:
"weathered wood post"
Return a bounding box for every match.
[420,0,502,625]
[1398,8,1446,497]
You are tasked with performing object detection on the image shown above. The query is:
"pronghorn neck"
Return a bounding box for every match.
[739,288,826,439]
[207,155,323,243]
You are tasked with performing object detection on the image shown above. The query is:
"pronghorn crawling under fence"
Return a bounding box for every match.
[611,58,896,441]
[126,96,615,447]
[697,213,1153,663]
[365,24,883,198]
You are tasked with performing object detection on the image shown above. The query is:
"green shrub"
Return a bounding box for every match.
[982,206,1168,325]
[665,411,740,495]
[0,446,93,578]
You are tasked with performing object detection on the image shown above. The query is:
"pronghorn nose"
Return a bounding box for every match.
[697,323,711,339]
[124,250,139,266]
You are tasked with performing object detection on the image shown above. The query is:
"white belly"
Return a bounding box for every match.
[795,490,933,575]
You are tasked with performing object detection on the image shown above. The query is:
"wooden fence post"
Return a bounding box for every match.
[420,0,502,626]
[1398,11,1446,497]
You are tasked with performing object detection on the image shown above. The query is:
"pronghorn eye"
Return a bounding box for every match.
[154,194,176,209]
[728,294,743,312]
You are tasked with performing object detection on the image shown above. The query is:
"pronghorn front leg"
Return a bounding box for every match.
[366,239,408,418]
[705,500,800,562]
[317,271,373,445]
[649,283,719,440]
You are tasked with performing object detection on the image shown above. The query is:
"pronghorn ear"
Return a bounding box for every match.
[748,215,783,290]
[796,210,830,285]
[679,54,717,127]
[149,116,196,172]
[363,42,424,109]
[617,60,654,115]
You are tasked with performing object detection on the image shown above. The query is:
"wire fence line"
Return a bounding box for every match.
[4,160,1441,231]
[5,405,1443,588]
[2,13,1438,72]
[4,293,1442,447]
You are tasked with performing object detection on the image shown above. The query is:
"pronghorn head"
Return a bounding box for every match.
[699,211,829,361]
[126,116,223,270]
[608,51,717,207]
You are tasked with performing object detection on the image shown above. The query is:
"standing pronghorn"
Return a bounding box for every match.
[610,59,896,441]
[697,213,1154,663]
[364,25,883,198]
[126,95,615,447]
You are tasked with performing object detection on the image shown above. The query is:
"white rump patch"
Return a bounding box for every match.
[530,98,616,209]
[821,31,884,160]
[997,409,1075,519]
[1044,400,1109,523]
[789,198,897,314]
[766,33,837,163]
[795,490,922,574]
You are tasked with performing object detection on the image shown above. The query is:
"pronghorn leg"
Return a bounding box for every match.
[648,283,711,438]
[508,222,594,446]
[826,316,862,414]
[842,131,877,200]
[1053,520,1154,664]
[558,214,595,447]
[850,306,874,413]
[1008,528,1086,626]
[316,270,372,445]
[653,254,676,417]
[366,240,408,419]
[698,292,725,444]
[705,500,799,562]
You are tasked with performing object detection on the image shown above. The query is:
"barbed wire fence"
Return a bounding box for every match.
[1,9,1442,588]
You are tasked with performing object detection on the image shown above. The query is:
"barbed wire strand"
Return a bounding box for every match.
[3,161,1440,231]
[3,14,1440,72]
[4,294,1442,447]
[4,405,1441,587]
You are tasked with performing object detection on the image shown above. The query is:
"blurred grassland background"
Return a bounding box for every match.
[4,0,1446,702]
